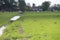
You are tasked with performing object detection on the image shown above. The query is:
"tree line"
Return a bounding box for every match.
[0,0,60,12]
[0,0,26,12]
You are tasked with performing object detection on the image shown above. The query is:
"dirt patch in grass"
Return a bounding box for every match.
[19,26,24,34]
[18,26,32,40]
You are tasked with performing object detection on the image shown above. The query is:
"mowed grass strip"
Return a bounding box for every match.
[0,11,60,40]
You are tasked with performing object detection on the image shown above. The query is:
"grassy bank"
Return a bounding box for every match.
[0,11,60,40]
[0,12,18,27]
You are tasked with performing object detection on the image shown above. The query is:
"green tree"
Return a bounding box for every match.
[42,1,51,11]
[0,0,2,10]
[2,0,16,11]
[18,0,26,12]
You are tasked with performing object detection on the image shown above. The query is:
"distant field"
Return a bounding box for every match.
[0,12,18,27]
[0,11,60,40]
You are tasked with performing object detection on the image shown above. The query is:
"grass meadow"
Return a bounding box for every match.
[0,11,60,40]
[0,12,18,27]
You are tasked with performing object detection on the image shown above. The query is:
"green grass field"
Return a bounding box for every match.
[0,12,18,27]
[0,11,60,40]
